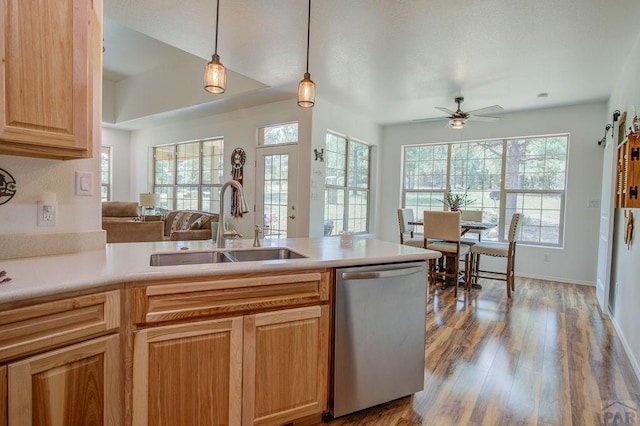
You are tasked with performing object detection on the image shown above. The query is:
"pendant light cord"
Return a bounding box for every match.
[214,0,220,55]
[305,0,311,73]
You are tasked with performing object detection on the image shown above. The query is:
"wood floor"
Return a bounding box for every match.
[325,278,640,425]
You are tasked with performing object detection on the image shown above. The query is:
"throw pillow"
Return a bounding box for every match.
[190,217,204,230]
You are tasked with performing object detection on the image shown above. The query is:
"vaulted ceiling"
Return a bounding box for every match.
[103,0,640,130]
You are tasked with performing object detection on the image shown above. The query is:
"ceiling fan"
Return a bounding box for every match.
[417,96,504,129]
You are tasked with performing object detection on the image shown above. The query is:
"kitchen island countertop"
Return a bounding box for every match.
[0,237,439,308]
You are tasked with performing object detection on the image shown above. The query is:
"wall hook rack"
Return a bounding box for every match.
[598,124,612,147]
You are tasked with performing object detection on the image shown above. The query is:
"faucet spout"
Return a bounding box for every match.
[217,180,249,248]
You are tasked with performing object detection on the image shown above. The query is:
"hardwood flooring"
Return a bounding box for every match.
[325,278,640,425]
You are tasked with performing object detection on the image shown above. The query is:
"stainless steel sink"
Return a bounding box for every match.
[226,247,307,262]
[150,247,307,266]
[149,250,234,266]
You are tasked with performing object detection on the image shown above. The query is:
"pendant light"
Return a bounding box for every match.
[204,0,226,94]
[297,0,315,107]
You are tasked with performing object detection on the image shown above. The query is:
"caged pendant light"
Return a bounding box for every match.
[297,0,315,107]
[204,0,226,93]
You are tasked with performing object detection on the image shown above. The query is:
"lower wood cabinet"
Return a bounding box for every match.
[6,334,121,426]
[132,305,330,426]
[132,317,243,426]
[243,305,330,426]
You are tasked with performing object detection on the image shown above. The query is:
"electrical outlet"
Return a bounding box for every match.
[543,253,550,263]
[37,202,56,226]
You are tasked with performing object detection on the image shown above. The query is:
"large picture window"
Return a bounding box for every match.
[100,146,111,201]
[402,134,568,247]
[153,138,224,212]
[325,133,371,234]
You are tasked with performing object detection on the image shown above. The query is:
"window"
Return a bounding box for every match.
[325,133,371,234]
[402,134,568,247]
[259,122,298,145]
[153,139,224,212]
[100,146,111,201]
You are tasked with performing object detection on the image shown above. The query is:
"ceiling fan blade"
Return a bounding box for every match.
[465,105,504,116]
[435,106,456,115]
[468,115,500,122]
[412,116,449,123]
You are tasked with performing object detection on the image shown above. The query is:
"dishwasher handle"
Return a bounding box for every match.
[340,266,424,281]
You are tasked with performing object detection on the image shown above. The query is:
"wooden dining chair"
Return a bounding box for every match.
[424,211,470,297]
[469,213,523,297]
[397,208,425,248]
[460,209,483,243]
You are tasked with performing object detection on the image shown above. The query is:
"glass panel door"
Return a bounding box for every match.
[256,145,298,238]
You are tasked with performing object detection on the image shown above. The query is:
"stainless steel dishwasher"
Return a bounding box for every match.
[331,261,427,418]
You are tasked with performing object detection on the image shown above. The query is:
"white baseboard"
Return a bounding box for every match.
[610,315,640,385]
[516,272,595,287]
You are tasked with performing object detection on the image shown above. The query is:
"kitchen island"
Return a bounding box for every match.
[0,237,439,425]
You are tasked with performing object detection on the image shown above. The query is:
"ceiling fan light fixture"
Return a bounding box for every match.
[203,0,226,94]
[449,117,466,129]
[297,0,315,108]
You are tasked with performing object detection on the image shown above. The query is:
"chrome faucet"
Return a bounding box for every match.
[253,225,262,247]
[216,180,249,248]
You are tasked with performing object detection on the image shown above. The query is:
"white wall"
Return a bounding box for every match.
[0,154,101,236]
[380,101,607,285]
[602,32,640,377]
[309,96,383,237]
[102,128,132,201]
[128,99,312,238]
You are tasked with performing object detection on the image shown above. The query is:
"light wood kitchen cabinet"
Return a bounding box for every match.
[0,0,102,159]
[243,305,330,426]
[0,290,122,426]
[129,270,331,425]
[1,366,6,426]
[7,335,120,425]
[132,317,243,426]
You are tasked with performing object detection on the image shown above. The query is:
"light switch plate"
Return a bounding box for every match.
[75,171,93,196]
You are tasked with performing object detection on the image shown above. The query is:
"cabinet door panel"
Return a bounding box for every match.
[7,334,120,426]
[133,317,242,426]
[243,305,329,426]
[0,366,6,426]
[0,0,98,159]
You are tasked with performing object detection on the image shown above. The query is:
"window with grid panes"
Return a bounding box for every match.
[101,146,111,201]
[153,139,224,213]
[325,133,371,234]
[402,134,568,247]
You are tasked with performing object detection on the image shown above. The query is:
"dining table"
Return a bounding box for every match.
[408,219,497,290]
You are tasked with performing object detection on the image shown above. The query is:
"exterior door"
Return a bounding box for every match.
[256,145,298,238]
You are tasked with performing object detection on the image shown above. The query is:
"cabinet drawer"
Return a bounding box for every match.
[0,290,120,362]
[131,271,330,324]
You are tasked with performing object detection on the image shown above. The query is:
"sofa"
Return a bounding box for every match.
[101,201,164,243]
[163,210,219,241]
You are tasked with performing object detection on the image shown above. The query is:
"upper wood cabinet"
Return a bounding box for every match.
[0,0,102,160]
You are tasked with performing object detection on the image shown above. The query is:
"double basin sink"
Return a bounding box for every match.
[150,247,308,266]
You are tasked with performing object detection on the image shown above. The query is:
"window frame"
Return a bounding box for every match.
[324,131,372,234]
[100,146,111,202]
[152,138,224,213]
[401,133,569,247]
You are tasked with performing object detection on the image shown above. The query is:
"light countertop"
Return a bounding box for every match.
[0,237,440,308]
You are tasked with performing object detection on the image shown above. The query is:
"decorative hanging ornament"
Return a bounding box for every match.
[230,148,246,217]
[0,168,17,206]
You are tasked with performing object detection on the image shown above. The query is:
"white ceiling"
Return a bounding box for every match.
[103,0,640,129]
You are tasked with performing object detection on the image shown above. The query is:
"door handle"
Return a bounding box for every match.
[288,214,296,219]
[341,266,424,280]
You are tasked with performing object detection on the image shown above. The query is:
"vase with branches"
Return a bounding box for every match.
[441,190,474,211]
